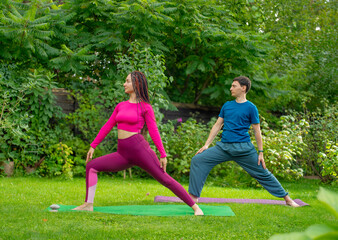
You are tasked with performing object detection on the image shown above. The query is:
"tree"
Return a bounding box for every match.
[162,0,271,105]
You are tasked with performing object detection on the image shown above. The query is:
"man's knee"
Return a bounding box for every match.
[249,168,272,180]
[191,154,202,168]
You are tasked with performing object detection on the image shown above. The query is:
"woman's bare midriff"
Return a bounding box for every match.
[118,129,139,139]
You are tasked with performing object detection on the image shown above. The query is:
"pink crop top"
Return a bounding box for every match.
[90,101,167,158]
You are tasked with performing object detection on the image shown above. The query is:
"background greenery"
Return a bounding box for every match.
[0,0,337,185]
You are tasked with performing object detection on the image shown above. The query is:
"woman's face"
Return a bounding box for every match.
[123,74,134,94]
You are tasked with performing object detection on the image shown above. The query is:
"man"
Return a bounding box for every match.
[188,76,299,207]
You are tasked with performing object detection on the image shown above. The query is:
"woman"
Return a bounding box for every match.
[73,71,203,215]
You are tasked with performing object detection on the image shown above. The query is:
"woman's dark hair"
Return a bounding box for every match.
[130,71,150,103]
[233,76,251,93]
[130,71,150,137]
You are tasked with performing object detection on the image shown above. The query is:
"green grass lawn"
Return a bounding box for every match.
[0,176,336,240]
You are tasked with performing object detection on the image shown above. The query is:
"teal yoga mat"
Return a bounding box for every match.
[47,204,235,217]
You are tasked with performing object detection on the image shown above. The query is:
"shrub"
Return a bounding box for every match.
[292,100,337,184]
[253,116,308,181]
[307,103,337,183]
[158,118,214,180]
[317,141,338,185]
[0,67,64,176]
[38,142,74,179]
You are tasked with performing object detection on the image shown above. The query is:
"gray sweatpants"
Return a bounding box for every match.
[188,141,288,198]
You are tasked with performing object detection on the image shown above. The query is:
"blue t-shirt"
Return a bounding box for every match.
[218,100,260,143]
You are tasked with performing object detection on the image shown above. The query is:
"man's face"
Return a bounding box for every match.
[230,81,246,97]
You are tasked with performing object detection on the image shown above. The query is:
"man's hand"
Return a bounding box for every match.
[258,152,266,169]
[86,147,95,164]
[160,157,167,172]
[195,145,208,155]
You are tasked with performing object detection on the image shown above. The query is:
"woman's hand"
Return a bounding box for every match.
[86,147,95,164]
[160,157,167,172]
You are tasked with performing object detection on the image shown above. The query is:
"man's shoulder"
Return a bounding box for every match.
[246,100,257,108]
[223,100,235,106]
[245,101,259,115]
[222,100,258,111]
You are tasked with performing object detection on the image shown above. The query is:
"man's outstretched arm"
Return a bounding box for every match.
[252,123,266,169]
[195,117,224,155]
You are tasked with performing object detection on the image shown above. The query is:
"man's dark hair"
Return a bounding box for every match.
[233,76,251,93]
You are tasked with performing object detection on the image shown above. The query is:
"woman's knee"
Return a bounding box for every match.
[86,159,99,173]
[86,161,94,171]
[156,173,175,188]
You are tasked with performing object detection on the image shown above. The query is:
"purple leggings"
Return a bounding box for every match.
[85,134,195,207]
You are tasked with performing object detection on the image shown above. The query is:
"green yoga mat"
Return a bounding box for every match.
[47,204,235,217]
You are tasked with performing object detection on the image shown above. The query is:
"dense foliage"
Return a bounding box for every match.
[0,0,337,185]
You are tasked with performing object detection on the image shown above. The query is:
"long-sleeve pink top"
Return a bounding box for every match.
[90,101,167,158]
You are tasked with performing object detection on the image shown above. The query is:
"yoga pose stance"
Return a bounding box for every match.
[188,76,299,207]
[73,71,203,215]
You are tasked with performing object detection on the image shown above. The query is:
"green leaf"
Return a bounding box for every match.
[317,187,338,218]
[186,61,198,75]
[269,232,310,240]
[305,224,338,239]
[197,62,206,72]
[26,6,37,22]
[315,231,338,240]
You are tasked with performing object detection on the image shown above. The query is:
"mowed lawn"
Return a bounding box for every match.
[0,176,336,240]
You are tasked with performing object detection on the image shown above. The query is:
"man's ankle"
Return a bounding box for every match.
[189,193,198,203]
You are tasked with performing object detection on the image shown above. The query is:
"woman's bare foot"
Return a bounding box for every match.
[72,202,94,211]
[284,195,300,207]
[192,204,204,216]
[189,193,199,203]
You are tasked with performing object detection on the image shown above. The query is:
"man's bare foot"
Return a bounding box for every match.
[189,193,199,203]
[284,195,300,207]
[192,204,204,216]
[286,201,300,207]
[72,202,94,211]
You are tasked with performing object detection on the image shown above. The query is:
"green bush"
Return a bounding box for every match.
[38,142,74,179]
[0,64,32,138]
[115,40,175,113]
[0,67,65,176]
[253,116,308,181]
[158,118,213,180]
[291,101,338,184]
[317,141,338,185]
